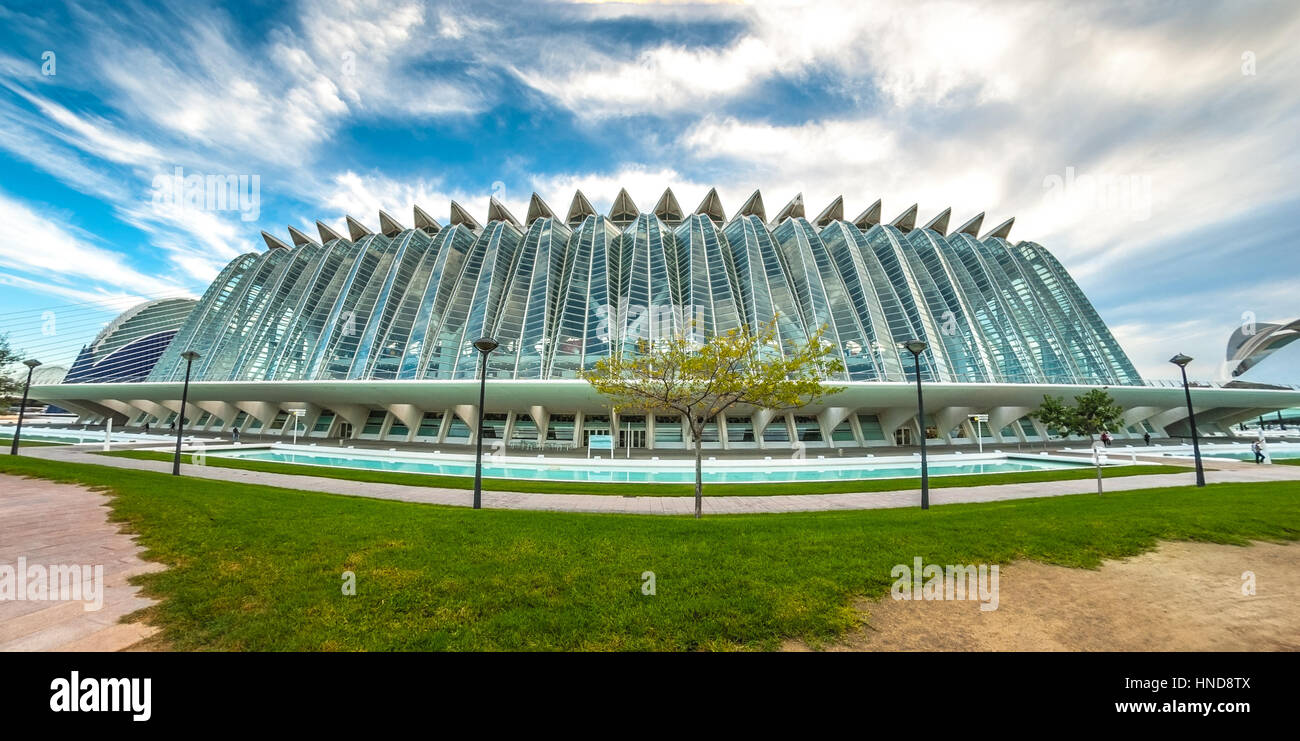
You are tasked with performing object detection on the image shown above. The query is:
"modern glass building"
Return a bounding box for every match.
[33,189,1300,451]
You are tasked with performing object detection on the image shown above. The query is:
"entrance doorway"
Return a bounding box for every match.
[619,429,646,448]
[894,426,913,446]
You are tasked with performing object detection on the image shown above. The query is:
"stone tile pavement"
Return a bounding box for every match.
[0,473,162,652]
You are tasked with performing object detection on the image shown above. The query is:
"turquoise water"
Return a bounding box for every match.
[208,449,1090,484]
[1203,450,1300,461]
[0,426,168,444]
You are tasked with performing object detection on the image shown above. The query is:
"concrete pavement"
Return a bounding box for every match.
[0,473,162,652]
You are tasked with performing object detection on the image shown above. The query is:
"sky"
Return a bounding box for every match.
[0,0,1297,385]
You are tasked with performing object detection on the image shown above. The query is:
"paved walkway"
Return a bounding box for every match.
[20,444,1300,516]
[0,473,162,651]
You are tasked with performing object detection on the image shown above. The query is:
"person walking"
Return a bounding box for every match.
[143,421,150,434]
[232,427,241,443]
[1100,431,1111,447]
[1142,432,1151,446]
[1252,439,1265,464]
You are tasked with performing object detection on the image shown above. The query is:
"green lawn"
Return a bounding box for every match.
[100,448,1190,497]
[1,454,1296,651]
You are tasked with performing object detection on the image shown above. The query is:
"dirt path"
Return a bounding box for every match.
[786,540,1300,651]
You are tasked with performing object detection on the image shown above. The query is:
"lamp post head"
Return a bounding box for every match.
[180,350,201,362]
[22,358,41,369]
[901,339,928,356]
[1169,353,1193,369]
[473,336,499,355]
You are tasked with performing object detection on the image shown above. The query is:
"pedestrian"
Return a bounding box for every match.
[232,427,240,443]
[1252,439,1264,464]
[143,421,150,434]
[168,421,175,432]
[1142,432,1150,446]
[1100,431,1111,447]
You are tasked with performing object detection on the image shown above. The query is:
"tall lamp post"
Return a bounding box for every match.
[902,339,930,509]
[172,350,201,476]
[472,336,499,509]
[9,359,42,455]
[1169,353,1205,487]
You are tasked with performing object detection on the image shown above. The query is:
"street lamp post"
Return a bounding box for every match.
[902,339,930,509]
[1169,353,1205,487]
[9,359,42,455]
[172,350,201,476]
[472,336,499,510]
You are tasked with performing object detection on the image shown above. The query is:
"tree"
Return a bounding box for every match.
[1032,388,1125,494]
[0,334,23,405]
[581,318,845,518]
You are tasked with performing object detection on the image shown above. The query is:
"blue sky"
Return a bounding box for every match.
[1,0,1298,384]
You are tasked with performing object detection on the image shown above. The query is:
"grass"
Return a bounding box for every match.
[100,448,1191,497]
[1,454,1297,651]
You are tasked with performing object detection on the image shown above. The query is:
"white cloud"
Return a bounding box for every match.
[0,191,191,300]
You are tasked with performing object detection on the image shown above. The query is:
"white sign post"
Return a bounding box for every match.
[103,418,112,452]
[972,414,989,454]
[292,409,305,445]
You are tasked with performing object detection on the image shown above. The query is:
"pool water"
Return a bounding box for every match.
[208,448,1091,484]
[1203,451,1300,461]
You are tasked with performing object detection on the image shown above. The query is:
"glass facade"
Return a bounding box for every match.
[138,194,1140,387]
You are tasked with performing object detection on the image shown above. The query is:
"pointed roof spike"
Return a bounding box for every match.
[888,204,918,233]
[449,200,482,231]
[287,225,318,247]
[653,188,684,225]
[954,212,985,237]
[732,189,766,223]
[813,195,844,228]
[566,190,597,226]
[608,188,639,225]
[980,216,1015,241]
[316,220,346,244]
[413,205,441,234]
[921,207,951,236]
[853,199,882,230]
[261,230,291,250]
[345,215,373,241]
[487,197,521,228]
[693,187,726,225]
[525,193,555,225]
[378,210,405,237]
[769,193,805,227]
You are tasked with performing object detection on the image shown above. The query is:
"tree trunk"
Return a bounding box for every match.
[693,432,703,519]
